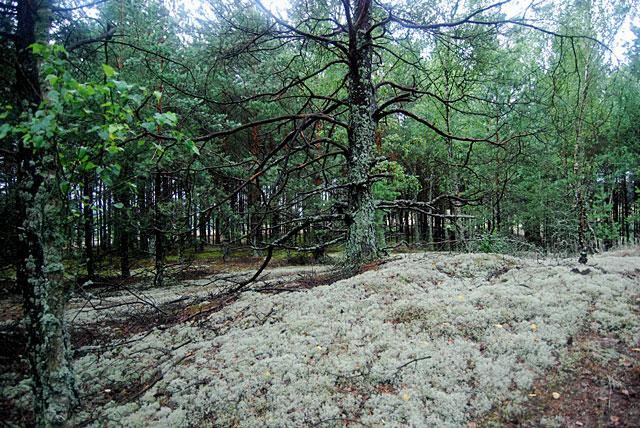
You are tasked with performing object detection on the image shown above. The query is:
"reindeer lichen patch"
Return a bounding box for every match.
[21,251,634,426]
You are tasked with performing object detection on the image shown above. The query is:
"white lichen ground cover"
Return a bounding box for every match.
[5,251,640,426]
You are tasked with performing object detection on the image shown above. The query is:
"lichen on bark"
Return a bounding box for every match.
[19,163,77,426]
[13,0,77,424]
[345,0,378,265]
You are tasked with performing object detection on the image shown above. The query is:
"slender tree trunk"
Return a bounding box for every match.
[249,128,262,254]
[75,192,83,252]
[248,180,262,255]
[154,171,165,286]
[138,181,149,254]
[100,184,110,252]
[271,198,280,240]
[215,215,221,244]
[14,0,76,424]
[426,176,434,248]
[106,191,112,253]
[98,181,104,251]
[198,208,207,252]
[435,200,446,250]
[177,185,185,261]
[404,210,411,242]
[622,176,629,243]
[115,182,130,279]
[631,175,640,244]
[444,78,459,250]
[83,173,95,279]
[573,57,591,259]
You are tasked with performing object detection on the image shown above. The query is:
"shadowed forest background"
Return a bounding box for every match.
[0,0,639,426]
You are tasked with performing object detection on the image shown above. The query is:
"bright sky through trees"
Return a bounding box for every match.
[182,0,637,61]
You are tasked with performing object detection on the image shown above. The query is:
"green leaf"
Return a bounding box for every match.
[98,128,109,141]
[79,85,96,97]
[32,135,45,149]
[45,74,59,86]
[113,202,124,209]
[185,139,200,155]
[113,80,133,92]
[142,122,156,132]
[106,145,123,154]
[0,123,11,140]
[30,43,45,55]
[164,112,177,124]
[84,161,97,171]
[102,64,117,78]
[108,123,124,133]
[52,44,67,56]
[153,112,178,127]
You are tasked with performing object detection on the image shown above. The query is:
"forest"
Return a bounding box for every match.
[1,0,639,426]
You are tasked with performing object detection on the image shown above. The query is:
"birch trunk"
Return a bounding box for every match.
[14,0,76,424]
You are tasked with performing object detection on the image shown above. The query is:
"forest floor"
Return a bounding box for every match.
[1,249,639,427]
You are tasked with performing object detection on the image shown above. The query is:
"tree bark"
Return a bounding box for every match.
[154,171,165,286]
[115,180,130,279]
[198,208,208,252]
[138,181,149,254]
[83,173,95,279]
[14,0,76,424]
[345,0,378,265]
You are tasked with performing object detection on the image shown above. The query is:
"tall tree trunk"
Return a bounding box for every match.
[83,173,95,279]
[14,0,76,424]
[138,181,149,254]
[426,176,434,248]
[215,215,221,244]
[248,180,261,255]
[443,73,459,251]
[198,208,208,252]
[177,185,185,261]
[115,180,130,279]
[100,183,109,252]
[622,176,629,243]
[248,127,262,254]
[154,171,165,286]
[573,54,591,260]
[98,181,104,250]
[631,175,640,244]
[106,191,112,253]
[345,0,377,264]
[271,197,280,240]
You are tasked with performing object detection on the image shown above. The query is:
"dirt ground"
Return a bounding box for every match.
[478,332,640,427]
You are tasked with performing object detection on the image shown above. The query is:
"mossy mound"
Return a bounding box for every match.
[68,251,639,426]
[5,251,639,427]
